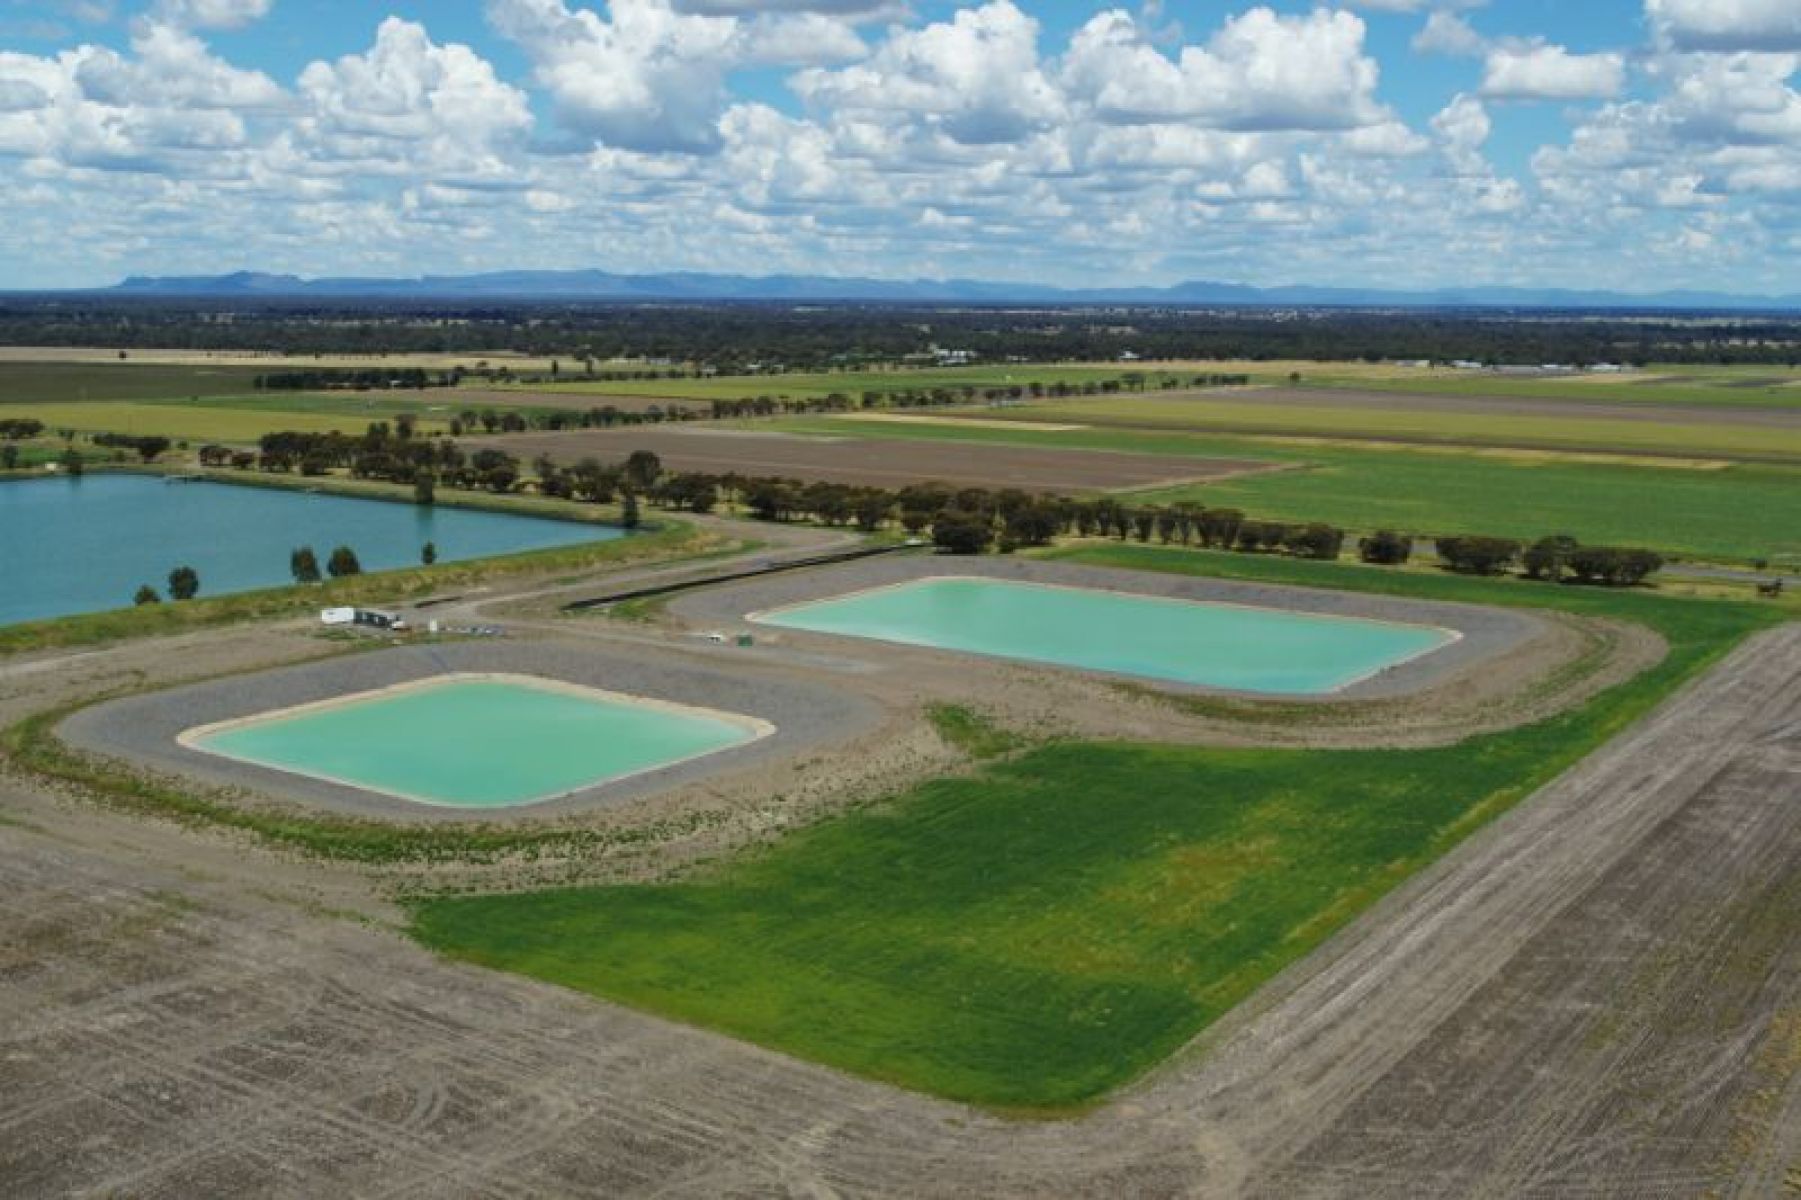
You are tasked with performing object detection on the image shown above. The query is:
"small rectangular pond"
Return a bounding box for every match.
[752,576,1457,695]
[182,675,772,808]
[0,473,623,626]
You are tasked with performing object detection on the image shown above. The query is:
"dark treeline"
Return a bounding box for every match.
[4,297,1801,367]
[240,421,516,489]
[255,367,456,391]
[1438,535,1664,586]
[572,458,1352,562]
[442,372,1240,436]
[91,431,171,461]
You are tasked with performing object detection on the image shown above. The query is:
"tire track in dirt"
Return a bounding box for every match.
[0,629,1796,1196]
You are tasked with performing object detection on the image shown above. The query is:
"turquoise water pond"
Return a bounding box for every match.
[754,576,1456,695]
[0,473,621,626]
[189,677,764,808]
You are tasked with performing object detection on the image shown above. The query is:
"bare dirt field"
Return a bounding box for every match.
[2,620,1795,1196]
[475,426,1274,492]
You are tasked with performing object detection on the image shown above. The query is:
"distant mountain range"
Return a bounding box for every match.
[92,268,1801,312]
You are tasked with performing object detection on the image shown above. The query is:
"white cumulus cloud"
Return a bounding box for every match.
[293,18,532,181]
[1647,0,1801,53]
[490,0,862,154]
[672,0,894,15]
[793,0,1064,145]
[1481,42,1626,101]
[1413,12,1485,57]
[153,0,274,31]
[1061,7,1387,132]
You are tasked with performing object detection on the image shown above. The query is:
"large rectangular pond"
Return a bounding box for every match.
[183,675,771,808]
[0,473,622,626]
[753,576,1457,695]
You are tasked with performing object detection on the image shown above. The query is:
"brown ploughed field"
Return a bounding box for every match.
[474,426,1272,492]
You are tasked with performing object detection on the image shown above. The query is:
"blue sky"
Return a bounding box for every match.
[0,0,1798,291]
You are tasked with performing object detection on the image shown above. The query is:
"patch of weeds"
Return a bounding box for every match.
[926,703,1025,760]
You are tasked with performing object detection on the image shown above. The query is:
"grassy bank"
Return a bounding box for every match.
[409,548,1780,1111]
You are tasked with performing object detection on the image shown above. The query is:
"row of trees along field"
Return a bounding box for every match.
[1437,535,1664,586]
[441,372,1238,437]
[233,427,1663,587]
[90,432,172,462]
[254,368,457,391]
[7,297,1801,367]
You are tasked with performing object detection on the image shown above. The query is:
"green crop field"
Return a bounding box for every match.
[776,418,1801,565]
[981,394,1801,461]
[0,360,465,438]
[0,361,269,404]
[1141,455,1801,566]
[171,391,469,423]
[410,552,1777,1110]
[499,364,1158,402]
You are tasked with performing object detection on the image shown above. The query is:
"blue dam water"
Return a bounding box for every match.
[1,473,622,626]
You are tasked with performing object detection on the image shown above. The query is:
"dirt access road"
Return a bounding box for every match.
[0,616,1796,1195]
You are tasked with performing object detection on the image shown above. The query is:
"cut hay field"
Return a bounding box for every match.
[978,390,1801,462]
[411,550,1777,1110]
[497,364,1160,402]
[496,360,1801,410]
[778,417,1801,565]
[5,401,441,442]
[1297,366,1801,410]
